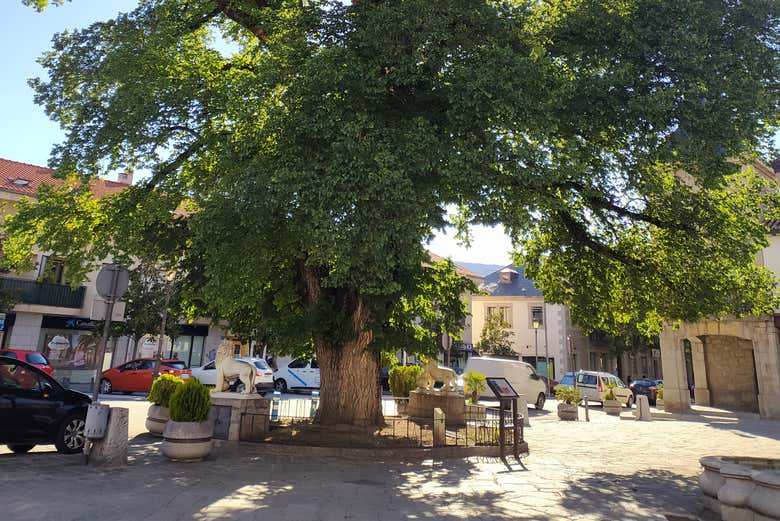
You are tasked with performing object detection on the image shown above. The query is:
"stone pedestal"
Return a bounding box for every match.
[407,390,465,425]
[88,407,128,467]
[210,392,270,442]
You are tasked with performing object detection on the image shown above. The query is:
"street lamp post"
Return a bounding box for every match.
[532,318,540,375]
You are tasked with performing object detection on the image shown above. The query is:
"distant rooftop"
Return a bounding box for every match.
[479,265,542,297]
[0,158,129,198]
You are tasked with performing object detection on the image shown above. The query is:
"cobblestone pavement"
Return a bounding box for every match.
[1,401,778,521]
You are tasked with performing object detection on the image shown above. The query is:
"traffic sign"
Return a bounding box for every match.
[95,264,129,301]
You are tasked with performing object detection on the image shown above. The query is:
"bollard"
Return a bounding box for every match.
[271,391,281,422]
[584,397,590,422]
[310,391,320,418]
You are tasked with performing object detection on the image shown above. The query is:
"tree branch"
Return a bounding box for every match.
[214,0,269,42]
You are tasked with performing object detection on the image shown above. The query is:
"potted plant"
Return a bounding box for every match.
[388,365,422,414]
[603,383,622,415]
[555,386,580,421]
[464,371,487,420]
[146,374,183,436]
[162,377,213,462]
[655,384,664,409]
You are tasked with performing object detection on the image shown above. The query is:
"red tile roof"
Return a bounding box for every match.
[0,158,129,198]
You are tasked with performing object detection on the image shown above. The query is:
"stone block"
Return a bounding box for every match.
[209,392,270,442]
[634,395,652,421]
[433,408,446,447]
[88,407,128,467]
[407,390,465,425]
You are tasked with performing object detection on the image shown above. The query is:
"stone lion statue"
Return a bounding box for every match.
[214,340,256,395]
[417,359,458,392]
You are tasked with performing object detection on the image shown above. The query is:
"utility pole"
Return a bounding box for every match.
[92,264,129,402]
[543,304,551,397]
[152,271,176,380]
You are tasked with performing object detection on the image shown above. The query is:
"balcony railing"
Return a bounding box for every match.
[0,277,85,309]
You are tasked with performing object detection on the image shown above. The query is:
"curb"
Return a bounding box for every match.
[213,439,528,461]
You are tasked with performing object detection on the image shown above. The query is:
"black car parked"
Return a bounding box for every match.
[629,379,659,405]
[0,355,91,454]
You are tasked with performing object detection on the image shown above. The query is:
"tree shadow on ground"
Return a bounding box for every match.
[558,469,704,521]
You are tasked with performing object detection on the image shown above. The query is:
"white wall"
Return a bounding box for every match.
[7,312,43,349]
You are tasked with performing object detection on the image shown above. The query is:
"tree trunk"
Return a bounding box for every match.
[314,300,383,427]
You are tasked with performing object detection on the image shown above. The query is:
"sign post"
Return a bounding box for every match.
[91,264,129,403]
[486,377,523,461]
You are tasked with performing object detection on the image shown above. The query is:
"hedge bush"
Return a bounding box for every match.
[169,377,211,422]
[147,374,184,408]
[388,365,422,398]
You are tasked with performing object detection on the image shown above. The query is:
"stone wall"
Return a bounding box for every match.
[703,335,759,413]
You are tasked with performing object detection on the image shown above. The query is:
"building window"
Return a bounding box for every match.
[486,305,512,327]
[589,352,598,371]
[530,305,543,328]
[38,255,65,284]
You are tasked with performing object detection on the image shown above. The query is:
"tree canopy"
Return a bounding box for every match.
[5,0,780,423]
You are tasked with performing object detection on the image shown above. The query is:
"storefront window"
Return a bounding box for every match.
[190,336,205,368]
[171,336,192,365]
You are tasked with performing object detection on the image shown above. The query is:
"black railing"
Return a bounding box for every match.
[0,277,85,308]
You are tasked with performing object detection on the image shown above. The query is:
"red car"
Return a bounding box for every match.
[99,358,191,394]
[0,349,54,376]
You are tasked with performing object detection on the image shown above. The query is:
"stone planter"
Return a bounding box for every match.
[718,463,756,521]
[161,420,213,462]
[700,457,780,521]
[655,398,664,409]
[557,402,578,421]
[145,405,169,437]
[700,456,726,515]
[603,399,622,416]
[394,398,408,415]
[749,470,780,521]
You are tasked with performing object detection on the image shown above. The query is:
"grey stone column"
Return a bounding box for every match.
[752,319,780,419]
[659,327,692,414]
[690,337,711,406]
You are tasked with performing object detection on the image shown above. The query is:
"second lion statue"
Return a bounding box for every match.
[213,340,256,395]
[417,358,458,392]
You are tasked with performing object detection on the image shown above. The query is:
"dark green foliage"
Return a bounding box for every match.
[147,374,183,408]
[168,377,211,423]
[388,365,422,398]
[12,0,780,422]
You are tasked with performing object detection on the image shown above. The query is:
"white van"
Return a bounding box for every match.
[271,356,320,392]
[574,371,634,407]
[462,357,548,409]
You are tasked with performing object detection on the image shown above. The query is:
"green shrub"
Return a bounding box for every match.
[463,371,487,404]
[380,351,399,369]
[555,386,581,405]
[388,365,422,398]
[169,377,212,422]
[604,382,617,401]
[147,374,184,408]
[656,384,663,400]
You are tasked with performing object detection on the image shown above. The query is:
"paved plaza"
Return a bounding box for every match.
[2,399,779,521]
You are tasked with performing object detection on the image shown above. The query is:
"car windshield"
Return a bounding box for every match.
[635,379,655,386]
[559,374,574,386]
[162,361,187,370]
[252,360,268,370]
[25,353,48,365]
[0,351,18,359]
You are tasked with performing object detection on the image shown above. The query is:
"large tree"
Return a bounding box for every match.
[6,0,780,425]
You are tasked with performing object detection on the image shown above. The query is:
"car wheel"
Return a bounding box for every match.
[535,392,546,410]
[274,379,287,393]
[55,414,86,454]
[8,444,35,454]
[99,378,112,394]
[626,395,634,408]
